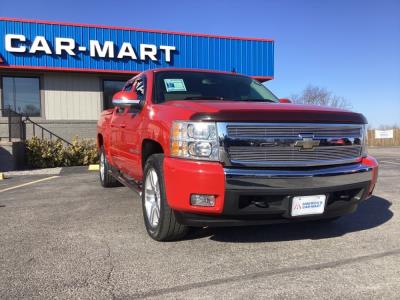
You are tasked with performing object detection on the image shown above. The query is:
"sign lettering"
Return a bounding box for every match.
[4,34,176,62]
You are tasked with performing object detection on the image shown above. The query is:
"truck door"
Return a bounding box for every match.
[109,105,128,171]
[119,76,146,179]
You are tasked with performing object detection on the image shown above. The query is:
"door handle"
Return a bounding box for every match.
[120,124,126,128]
[111,124,126,128]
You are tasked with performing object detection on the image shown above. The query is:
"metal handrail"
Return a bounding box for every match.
[0,107,72,146]
[24,116,72,146]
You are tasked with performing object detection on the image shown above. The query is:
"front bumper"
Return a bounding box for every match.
[164,156,378,227]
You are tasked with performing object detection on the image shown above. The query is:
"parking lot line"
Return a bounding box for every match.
[0,176,59,193]
[381,160,400,166]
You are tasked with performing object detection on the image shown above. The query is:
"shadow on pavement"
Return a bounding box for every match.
[186,196,393,243]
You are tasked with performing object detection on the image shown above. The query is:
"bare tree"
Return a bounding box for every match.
[378,124,399,130]
[291,85,352,109]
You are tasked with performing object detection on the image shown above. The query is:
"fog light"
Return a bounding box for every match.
[190,194,215,207]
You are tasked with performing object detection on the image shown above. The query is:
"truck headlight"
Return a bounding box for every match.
[170,121,219,161]
[362,124,368,157]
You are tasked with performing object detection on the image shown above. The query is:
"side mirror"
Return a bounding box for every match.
[112,91,143,109]
[279,98,292,104]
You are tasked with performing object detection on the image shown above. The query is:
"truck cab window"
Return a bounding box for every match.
[134,78,145,100]
[123,82,133,91]
[127,77,146,114]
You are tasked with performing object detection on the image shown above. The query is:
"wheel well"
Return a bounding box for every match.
[97,134,104,149]
[142,139,164,169]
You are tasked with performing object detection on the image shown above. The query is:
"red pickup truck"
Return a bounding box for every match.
[97,68,378,241]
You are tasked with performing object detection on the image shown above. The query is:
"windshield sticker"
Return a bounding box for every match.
[164,79,187,92]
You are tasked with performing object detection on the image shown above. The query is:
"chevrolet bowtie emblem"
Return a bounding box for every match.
[294,137,320,150]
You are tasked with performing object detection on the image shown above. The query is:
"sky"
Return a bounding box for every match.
[1,0,399,127]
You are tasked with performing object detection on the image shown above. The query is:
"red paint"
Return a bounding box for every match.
[0,17,274,42]
[97,68,377,216]
[164,158,225,213]
[187,101,367,124]
[362,156,379,195]
[279,98,292,104]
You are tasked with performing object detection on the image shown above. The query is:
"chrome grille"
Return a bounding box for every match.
[219,123,364,167]
[227,125,362,138]
[229,146,362,163]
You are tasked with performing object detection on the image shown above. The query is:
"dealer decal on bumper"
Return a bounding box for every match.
[291,195,326,217]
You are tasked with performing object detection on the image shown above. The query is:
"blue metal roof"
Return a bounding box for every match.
[0,18,274,79]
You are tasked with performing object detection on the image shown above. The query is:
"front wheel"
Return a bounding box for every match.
[99,146,120,188]
[142,154,189,241]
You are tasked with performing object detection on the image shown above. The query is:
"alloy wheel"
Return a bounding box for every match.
[144,168,161,228]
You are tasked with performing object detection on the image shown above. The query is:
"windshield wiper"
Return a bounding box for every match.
[243,99,276,102]
[183,97,276,102]
[184,96,224,100]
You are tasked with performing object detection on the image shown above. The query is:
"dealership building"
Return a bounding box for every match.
[0,18,274,142]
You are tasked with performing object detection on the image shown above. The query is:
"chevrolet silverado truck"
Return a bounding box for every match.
[97,68,378,241]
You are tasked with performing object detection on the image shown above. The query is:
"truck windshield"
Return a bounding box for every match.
[154,71,279,103]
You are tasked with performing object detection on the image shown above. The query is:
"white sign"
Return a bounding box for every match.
[291,195,326,217]
[164,79,187,92]
[4,34,176,62]
[375,129,394,139]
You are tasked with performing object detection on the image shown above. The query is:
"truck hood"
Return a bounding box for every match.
[163,100,367,124]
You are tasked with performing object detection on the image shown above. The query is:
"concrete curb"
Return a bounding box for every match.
[4,166,95,177]
[88,164,99,171]
[4,168,62,177]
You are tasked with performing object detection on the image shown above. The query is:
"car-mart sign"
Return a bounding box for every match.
[0,18,274,79]
[5,34,176,62]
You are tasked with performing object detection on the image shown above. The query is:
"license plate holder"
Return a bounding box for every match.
[291,195,326,217]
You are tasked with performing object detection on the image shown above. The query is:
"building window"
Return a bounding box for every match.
[2,77,41,116]
[103,80,127,109]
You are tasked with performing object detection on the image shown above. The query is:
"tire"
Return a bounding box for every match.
[99,146,120,188]
[142,154,189,241]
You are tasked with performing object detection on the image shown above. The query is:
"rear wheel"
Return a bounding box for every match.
[99,146,120,187]
[142,154,189,241]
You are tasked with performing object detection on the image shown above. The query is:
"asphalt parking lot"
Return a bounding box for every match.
[0,148,399,299]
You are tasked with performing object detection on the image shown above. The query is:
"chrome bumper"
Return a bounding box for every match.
[225,163,373,191]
